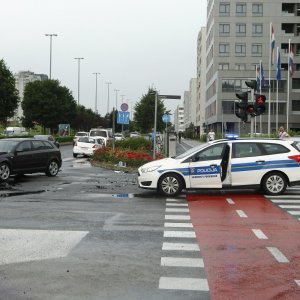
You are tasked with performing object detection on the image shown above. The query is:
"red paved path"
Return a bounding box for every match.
[187,194,300,300]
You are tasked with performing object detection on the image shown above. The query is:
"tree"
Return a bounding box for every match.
[0,59,19,127]
[22,80,77,133]
[134,88,167,133]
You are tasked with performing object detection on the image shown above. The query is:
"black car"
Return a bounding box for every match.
[0,138,62,181]
[34,135,60,148]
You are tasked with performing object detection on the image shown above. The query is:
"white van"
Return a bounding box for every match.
[89,128,112,146]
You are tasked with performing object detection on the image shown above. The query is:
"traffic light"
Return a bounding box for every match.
[235,92,248,122]
[254,94,266,116]
[245,80,257,91]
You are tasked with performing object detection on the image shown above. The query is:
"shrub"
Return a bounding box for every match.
[115,137,151,150]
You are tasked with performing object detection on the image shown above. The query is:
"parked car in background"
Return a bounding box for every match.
[89,128,112,146]
[73,137,105,158]
[0,138,62,181]
[73,131,89,146]
[114,133,125,141]
[138,138,300,197]
[130,132,141,138]
[34,135,60,148]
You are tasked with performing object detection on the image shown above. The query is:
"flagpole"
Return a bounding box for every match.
[287,39,290,131]
[268,23,272,136]
[276,47,279,132]
[260,60,262,134]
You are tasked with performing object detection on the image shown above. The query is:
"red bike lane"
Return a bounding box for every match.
[186,194,300,300]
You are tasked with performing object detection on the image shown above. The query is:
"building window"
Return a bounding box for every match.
[235,64,246,70]
[222,79,235,92]
[292,100,300,111]
[219,43,229,56]
[220,3,230,16]
[219,63,229,70]
[252,23,263,36]
[235,43,246,56]
[252,3,263,16]
[236,23,246,36]
[219,24,230,36]
[236,3,246,16]
[292,78,300,89]
[222,101,235,114]
[252,44,262,56]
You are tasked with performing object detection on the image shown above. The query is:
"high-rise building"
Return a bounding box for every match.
[174,105,185,133]
[205,0,299,135]
[14,71,48,121]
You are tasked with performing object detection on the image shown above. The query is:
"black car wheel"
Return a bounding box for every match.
[73,153,77,158]
[261,172,287,195]
[158,173,183,197]
[0,162,10,182]
[46,160,59,177]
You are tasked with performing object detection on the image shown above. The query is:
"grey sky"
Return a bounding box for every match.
[2,0,206,117]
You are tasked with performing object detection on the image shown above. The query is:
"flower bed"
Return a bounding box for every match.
[92,146,164,168]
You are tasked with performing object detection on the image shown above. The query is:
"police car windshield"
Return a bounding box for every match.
[175,143,209,159]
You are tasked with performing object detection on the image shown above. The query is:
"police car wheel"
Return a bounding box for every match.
[262,172,287,195]
[158,173,183,197]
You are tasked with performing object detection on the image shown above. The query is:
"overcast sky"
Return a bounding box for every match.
[2,0,206,117]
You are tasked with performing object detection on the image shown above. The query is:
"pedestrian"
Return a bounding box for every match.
[278,126,289,139]
[207,128,215,141]
[178,131,182,143]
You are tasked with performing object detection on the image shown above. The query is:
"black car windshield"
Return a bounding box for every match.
[0,140,19,153]
[90,131,107,137]
[174,142,210,159]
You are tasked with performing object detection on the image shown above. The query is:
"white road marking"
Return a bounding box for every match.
[164,222,193,228]
[62,157,74,162]
[236,210,248,218]
[165,215,190,220]
[266,247,289,263]
[288,211,300,215]
[166,198,182,202]
[0,229,88,265]
[295,280,300,287]
[279,205,300,209]
[226,198,235,204]
[252,229,268,239]
[162,242,200,251]
[268,195,300,199]
[161,257,204,268]
[159,277,209,291]
[166,203,188,207]
[165,208,189,213]
[271,199,300,203]
[164,231,196,238]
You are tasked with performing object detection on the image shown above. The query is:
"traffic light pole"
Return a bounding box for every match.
[250,89,254,138]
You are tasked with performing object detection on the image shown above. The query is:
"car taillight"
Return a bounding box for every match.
[288,155,300,163]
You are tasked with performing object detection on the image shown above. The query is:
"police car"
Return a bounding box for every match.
[138,138,300,197]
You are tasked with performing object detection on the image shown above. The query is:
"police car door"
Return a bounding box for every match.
[188,143,226,188]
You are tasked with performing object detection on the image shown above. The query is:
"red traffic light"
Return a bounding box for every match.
[254,94,266,116]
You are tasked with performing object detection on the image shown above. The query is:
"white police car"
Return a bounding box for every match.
[138,139,300,197]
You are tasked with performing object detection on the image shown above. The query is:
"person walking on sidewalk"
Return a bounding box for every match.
[207,128,215,141]
[178,131,182,143]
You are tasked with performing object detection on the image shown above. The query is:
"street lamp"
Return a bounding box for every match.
[93,72,101,113]
[45,33,58,79]
[105,82,112,114]
[74,57,84,105]
[114,89,120,110]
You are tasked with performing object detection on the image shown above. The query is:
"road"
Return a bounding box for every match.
[0,142,299,299]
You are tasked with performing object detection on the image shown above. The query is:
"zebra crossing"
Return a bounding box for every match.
[266,190,300,221]
[158,198,210,299]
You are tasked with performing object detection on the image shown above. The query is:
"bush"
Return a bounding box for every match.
[56,136,74,143]
[115,137,151,150]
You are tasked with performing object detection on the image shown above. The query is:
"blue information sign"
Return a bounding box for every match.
[117,111,130,124]
[162,114,171,122]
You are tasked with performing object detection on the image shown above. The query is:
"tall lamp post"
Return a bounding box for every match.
[105,82,112,114]
[45,33,58,79]
[74,58,84,105]
[93,72,101,113]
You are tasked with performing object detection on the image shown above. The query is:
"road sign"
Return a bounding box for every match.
[117,111,130,124]
[120,103,128,112]
[162,114,171,122]
[159,95,181,99]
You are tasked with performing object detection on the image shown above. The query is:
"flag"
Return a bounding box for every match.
[256,66,260,90]
[276,48,281,80]
[271,25,275,65]
[289,44,296,77]
[260,63,265,87]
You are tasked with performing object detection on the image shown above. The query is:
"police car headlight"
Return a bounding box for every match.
[140,165,161,173]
